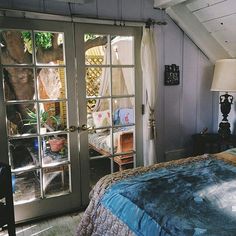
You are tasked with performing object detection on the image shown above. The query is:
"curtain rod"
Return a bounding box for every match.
[0,8,167,27]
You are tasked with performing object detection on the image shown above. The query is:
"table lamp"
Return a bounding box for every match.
[211,59,236,138]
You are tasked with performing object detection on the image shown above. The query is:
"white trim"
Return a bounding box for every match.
[154,0,187,9]
[51,0,85,3]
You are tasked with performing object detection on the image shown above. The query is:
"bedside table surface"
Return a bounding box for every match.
[192,133,236,155]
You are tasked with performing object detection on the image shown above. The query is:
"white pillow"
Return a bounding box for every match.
[92,110,111,132]
[119,108,134,125]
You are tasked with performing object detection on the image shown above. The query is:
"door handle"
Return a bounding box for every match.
[65,124,92,132]
[65,125,78,132]
[78,124,88,131]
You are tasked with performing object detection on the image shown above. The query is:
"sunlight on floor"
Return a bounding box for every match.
[0,211,83,236]
[31,226,53,236]
[0,225,37,236]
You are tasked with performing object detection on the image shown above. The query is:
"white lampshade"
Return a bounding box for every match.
[211,59,236,92]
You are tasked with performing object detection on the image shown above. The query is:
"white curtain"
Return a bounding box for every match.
[94,37,134,111]
[141,26,158,166]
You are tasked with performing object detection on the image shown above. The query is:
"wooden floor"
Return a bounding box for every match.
[0,211,84,236]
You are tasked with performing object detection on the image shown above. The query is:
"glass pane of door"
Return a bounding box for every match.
[2,29,70,204]
[84,33,136,187]
[0,22,80,222]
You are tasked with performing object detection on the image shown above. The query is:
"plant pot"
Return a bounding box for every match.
[49,138,65,152]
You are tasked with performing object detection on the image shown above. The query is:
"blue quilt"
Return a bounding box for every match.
[101,157,236,236]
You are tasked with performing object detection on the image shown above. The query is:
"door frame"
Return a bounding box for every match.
[74,23,143,206]
[0,17,81,223]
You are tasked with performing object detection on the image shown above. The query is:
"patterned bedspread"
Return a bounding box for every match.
[77,149,236,236]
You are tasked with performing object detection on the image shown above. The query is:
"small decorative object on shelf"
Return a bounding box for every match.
[192,133,236,155]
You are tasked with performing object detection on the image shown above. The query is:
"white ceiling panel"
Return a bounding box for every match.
[192,0,236,23]
[164,0,236,61]
[203,13,236,33]
[187,0,226,12]
[223,45,236,57]
[212,29,236,44]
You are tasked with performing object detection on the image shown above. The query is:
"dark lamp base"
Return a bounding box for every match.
[218,92,233,139]
[218,122,231,139]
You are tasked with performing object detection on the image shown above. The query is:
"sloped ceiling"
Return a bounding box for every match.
[155,0,236,62]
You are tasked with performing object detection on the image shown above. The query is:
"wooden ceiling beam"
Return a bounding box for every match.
[50,0,86,3]
[154,0,187,9]
[166,3,230,62]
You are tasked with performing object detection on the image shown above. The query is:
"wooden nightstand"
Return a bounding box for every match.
[192,133,236,155]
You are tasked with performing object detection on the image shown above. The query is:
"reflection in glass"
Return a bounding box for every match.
[111,36,134,65]
[3,67,35,101]
[112,98,135,125]
[85,66,110,98]
[9,138,39,170]
[113,127,134,154]
[37,67,66,99]
[112,67,134,96]
[0,30,33,65]
[6,103,37,135]
[87,98,110,119]
[43,165,70,197]
[13,170,41,204]
[114,155,134,172]
[85,34,109,65]
[35,32,65,64]
[42,134,68,166]
[38,102,67,132]
[88,127,111,159]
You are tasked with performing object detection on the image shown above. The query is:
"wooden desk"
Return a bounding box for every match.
[192,133,236,155]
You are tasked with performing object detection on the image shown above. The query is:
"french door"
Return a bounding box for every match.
[0,18,81,222]
[0,17,142,223]
[75,24,142,202]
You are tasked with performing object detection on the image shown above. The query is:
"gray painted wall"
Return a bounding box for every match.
[156,17,215,161]
[0,0,216,161]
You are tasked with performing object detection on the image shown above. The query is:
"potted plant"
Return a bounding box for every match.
[48,137,65,152]
[24,108,65,152]
[24,108,61,132]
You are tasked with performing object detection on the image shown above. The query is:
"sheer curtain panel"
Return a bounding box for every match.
[141,26,158,166]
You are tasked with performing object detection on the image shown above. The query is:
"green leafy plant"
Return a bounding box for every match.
[84,33,98,42]
[21,32,53,53]
[24,108,61,132]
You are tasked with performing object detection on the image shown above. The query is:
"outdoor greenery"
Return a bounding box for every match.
[24,108,61,132]
[22,32,53,51]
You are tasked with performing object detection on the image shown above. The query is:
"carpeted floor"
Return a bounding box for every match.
[0,211,84,236]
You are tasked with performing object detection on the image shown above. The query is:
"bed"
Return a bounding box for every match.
[77,149,236,235]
